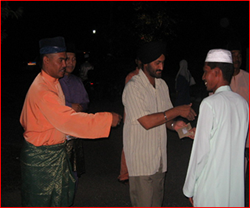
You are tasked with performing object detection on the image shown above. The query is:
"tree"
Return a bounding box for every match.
[1,2,23,42]
[132,2,177,43]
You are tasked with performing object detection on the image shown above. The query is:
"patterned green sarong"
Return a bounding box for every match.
[20,140,76,207]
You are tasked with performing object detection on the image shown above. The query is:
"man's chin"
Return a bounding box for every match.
[66,68,74,74]
[59,73,65,78]
[156,70,163,77]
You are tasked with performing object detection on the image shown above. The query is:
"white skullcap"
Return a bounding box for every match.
[205,49,233,63]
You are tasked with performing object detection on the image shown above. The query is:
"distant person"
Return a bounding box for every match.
[19,36,122,207]
[118,57,141,184]
[123,41,196,207]
[175,59,196,106]
[183,49,249,207]
[59,42,89,192]
[79,53,94,82]
[227,41,249,174]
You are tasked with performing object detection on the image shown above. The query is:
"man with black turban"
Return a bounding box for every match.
[122,41,197,207]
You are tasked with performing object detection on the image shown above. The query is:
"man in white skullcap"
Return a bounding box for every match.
[183,49,249,207]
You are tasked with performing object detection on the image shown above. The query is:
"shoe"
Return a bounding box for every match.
[118,179,129,185]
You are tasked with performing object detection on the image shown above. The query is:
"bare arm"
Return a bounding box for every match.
[138,104,196,130]
[138,112,166,130]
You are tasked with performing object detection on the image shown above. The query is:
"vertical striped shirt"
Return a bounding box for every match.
[122,69,173,176]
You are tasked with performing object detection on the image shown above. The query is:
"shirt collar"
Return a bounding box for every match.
[41,70,59,84]
[138,69,151,86]
[138,69,162,89]
[214,85,231,94]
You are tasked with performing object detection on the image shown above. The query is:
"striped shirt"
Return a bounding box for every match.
[122,69,173,176]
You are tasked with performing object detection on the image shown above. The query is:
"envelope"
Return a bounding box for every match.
[176,123,193,139]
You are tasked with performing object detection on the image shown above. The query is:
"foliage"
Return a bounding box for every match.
[132,2,177,43]
[1,2,23,42]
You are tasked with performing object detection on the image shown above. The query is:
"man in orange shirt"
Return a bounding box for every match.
[19,36,122,207]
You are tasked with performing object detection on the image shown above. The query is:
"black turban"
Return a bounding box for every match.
[137,41,166,64]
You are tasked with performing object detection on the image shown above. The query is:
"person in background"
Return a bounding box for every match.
[118,57,141,184]
[59,42,89,194]
[19,36,122,207]
[175,59,195,106]
[227,41,249,175]
[183,49,249,207]
[79,53,94,82]
[123,41,196,207]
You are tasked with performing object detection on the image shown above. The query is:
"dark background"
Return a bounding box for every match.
[1,1,249,85]
[1,1,249,207]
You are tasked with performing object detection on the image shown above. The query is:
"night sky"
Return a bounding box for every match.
[2,1,249,82]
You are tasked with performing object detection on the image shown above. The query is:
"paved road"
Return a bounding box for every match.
[1,70,248,207]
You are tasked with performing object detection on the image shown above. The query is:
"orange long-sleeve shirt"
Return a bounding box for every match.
[20,70,112,146]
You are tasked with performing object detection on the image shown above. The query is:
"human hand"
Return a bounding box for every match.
[173,121,195,139]
[72,103,83,112]
[176,103,196,121]
[172,120,187,131]
[111,112,122,127]
[189,197,194,206]
[188,127,196,139]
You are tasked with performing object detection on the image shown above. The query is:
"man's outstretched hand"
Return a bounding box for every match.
[111,112,122,127]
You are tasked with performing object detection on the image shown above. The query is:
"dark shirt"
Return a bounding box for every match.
[59,74,89,111]
[175,75,190,106]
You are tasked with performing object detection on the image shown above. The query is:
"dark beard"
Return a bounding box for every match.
[154,69,162,78]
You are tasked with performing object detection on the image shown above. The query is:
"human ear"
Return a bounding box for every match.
[214,67,221,77]
[43,55,49,65]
